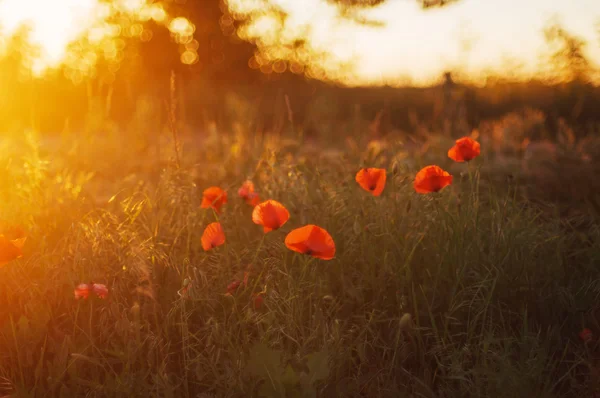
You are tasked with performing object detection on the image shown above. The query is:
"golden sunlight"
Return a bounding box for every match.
[226,0,600,86]
[0,0,194,77]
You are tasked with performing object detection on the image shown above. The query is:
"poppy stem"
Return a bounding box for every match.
[88,299,94,343]
[434,194,443,221]
[251,235,266,266]
[249,235,267,293]
[301,255,312,281]
[467,160,474,189]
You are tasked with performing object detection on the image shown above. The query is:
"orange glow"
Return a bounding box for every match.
[226,0,600,87]
[169,17,195,37]
[0,0,196,77]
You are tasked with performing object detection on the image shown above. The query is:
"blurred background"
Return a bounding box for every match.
[1,0,599,141]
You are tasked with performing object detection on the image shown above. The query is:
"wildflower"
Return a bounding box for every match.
[0,223,26,267]
[74,284,90,300]
[226,280,241,296]
[74,283,109,299]
[201,222,225,251]
[253,285,267,309]
[238,180,261,206]
[355,168,386,196]
[413,165,453,194]
[253,293,264,309]
[200,187,227,213]
[580,328,593,343]
[284,225,335,260]
[92,284,108,299]
[252,200,290,233]
[448,137,481,162]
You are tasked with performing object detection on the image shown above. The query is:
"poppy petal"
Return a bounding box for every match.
[0,235,23,267]
[238,181,254,197]
[74,283,90,299]
[252,200,290,233]
[247,192,261,206]
[414,165,453,194]
[306,226,336,260]
[226,280,241,295]
[285,225,335,260]
[201,222,226,251]
[92,283,109,299]
[355,168,386,196]
[448,137,481,162]
[253,293,264,309]
[201,187,227,213]
[580,328,593,342]
[284,225,313,254]
[238,181,262,206]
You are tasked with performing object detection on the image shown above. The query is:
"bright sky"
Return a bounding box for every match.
[1,0,598,85]
[0,0,173,76]
[228,0,600,86]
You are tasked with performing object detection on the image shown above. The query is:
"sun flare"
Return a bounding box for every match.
[226,0,600,86]
[0,0,194,78]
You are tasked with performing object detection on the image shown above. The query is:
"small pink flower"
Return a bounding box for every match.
[92,284,108,299]
[74,284,90,300]
[75,283,108,300]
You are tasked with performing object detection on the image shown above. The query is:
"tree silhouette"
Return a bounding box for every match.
[328,0,459,8]
[417,0,461,8]
[544,21,593,83]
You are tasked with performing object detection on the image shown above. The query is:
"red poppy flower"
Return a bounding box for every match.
[74,284,90,299]
[355,168,386,196]
[92,284,108,299]
[74,283,108,299]
[201,222,225,251]
[0,236,23,267]
[284,225,336,260]
[200,187,227,213]
[0,223,26,267]
[413,165,453,194]
[448,137,481,162]
[238,181,261,206]
[252,200,290,233]
[253,293,264,309]
[580,328,593,343]
[0,223,26,247]
[226,280,241,296]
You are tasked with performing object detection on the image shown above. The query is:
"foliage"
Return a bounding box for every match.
[544,21,594,83]
[0,110,600,397]
[245,343,329,397]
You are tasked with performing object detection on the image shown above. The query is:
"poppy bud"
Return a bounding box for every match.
[399,313,413,331]
[580,328,593,343]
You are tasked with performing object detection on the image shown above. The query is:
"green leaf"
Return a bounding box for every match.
[281,364,300,387]
[246,343,284,396]
[305,348,330,385]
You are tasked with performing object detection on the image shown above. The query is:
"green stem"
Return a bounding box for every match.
[249,234,266,293]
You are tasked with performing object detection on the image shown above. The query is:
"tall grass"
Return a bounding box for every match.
[0,116,599,397]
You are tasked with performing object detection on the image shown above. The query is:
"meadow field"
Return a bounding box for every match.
[1,103,600,398]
